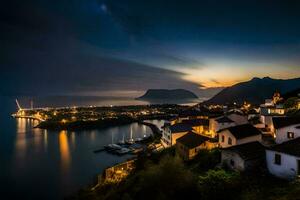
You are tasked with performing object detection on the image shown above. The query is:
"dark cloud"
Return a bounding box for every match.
[1,0,300,97]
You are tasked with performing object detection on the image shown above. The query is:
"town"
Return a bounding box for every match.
[13,92,300,184]
[53,91,300,200]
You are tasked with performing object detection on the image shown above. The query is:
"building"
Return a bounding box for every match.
[266,137,300,180]
[209,116,236,138]
[221,141,265,171]
[247,109,260,120]
[182,118,209,135]
[259,93,285,129]
[218,124,262,148]
[176,131,217,160]
[161,123,193,147]
[226,111,249,125]
[272,117,300,144]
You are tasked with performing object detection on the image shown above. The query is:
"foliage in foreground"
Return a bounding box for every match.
[70,150,300,200]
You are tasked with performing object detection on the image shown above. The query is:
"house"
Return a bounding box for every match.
[161,123,193,147]
[259,93,285,129]
[218,124,262,148]
[266,137,300,180]
[272,117,300,144]
[176,131,217,160]
[226,111,249,125]
[182,118,209,135]
[209,116,236,138]
[221,141,265,171]
[247,109,260,120]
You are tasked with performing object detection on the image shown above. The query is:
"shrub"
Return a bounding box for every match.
[198,169,241,200]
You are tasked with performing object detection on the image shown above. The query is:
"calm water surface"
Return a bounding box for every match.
[0,96,169,200]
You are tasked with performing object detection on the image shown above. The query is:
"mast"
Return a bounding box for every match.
[15,99,22,111]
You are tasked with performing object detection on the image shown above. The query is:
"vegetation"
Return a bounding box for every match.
[284,97,298,111]
[69,148,300,200]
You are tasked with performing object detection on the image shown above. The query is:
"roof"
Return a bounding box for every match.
[169,123,193,133]
[272,117,300,129]
[182,119,209,126]
[223,142,265,161]
[176,131,210,148]
[270,137,300,157]
[227,110,245,116]
[216,116,234,123]
[248,109,259,114]
[219,124,262,139]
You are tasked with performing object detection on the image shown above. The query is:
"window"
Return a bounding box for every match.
[274,154,281,165]
[287,132,294,139]
[230,159,235,167]
[221,135,225,143]
[228,137,232,145]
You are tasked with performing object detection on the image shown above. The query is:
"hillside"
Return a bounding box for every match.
[205,77,300,105]
[282,88,300,99]
[137,89,198,100]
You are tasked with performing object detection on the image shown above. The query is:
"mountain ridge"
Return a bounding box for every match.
[205,77,300,105]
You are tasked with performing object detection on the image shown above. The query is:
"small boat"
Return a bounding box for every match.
[118,133,126,145]
[104,144,122,151]
[126,127,135,144]
[126,138,135,145]
[134,138,143,142]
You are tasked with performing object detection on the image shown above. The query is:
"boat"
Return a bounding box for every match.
[134,138,143,142]
[125,138,135,145]
[118,133,126,145]
[104,144,122,151]
[126,127,135,144]
[104,131,122,151]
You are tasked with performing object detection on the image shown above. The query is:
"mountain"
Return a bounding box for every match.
[137,89,198,100]
[205,77,300,105]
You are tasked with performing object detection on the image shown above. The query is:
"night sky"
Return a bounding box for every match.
[1,0,300,97]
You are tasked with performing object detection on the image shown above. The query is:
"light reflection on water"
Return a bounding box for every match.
[59,130,71,172]
[9,117,164,200]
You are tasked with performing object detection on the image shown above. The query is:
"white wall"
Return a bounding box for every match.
[260,115,274,128]
[275,124,300,144]
[218,130,237,148]
[218,129,261,148]
[221,151,245,171]
[266,150,300,180]
[162,127,172,147]
[209,118,235,138]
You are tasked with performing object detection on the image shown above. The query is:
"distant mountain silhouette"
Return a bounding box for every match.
[205,77,300,105]
[137,89,198,100]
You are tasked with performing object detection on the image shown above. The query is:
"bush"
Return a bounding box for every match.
[101,155,198,200]
[198,169,241,200]
[189,149,221,173]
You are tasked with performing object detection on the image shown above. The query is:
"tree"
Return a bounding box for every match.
[284,97,298,110]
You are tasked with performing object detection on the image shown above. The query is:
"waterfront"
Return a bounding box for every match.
[0,96,167,200]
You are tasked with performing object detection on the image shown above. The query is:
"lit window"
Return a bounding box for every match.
[287,132,294,139]
[274,154,281,165]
